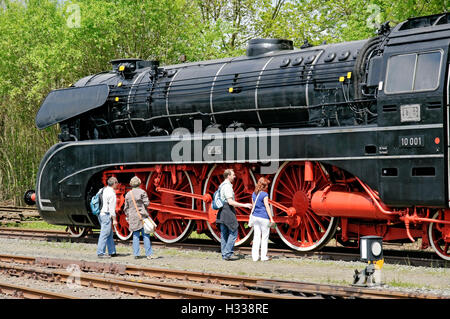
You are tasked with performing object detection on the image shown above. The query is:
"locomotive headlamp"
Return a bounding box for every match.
[117,62,137,77]
[228,86,241,93]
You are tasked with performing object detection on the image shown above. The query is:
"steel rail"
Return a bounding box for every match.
[126,264,448,299]
[0,262,218,299]
[0,205,38,211]
[0,227,68,237]
[0,228,447,268]
[0,206,41,224]
[0,281,77,299]
[0,254,446,299]
[0,260,303,299]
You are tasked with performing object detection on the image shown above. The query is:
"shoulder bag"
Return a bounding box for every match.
[130,189,157,234]
[248,192,261,228]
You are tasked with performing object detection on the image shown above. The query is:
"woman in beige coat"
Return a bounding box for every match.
[124,176,156,259]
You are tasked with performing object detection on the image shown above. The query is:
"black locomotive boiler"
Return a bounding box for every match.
[27,13,450,260]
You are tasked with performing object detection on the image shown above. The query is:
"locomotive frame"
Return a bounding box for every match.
[27,13,450,260]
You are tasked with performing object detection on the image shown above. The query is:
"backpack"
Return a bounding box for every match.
[211,183,225,210]
[90,187,105,216]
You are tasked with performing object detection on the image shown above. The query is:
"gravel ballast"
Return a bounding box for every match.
[0,237,448,298]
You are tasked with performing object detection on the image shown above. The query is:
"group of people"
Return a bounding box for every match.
[96,169,275,262]
[215,169,275,261]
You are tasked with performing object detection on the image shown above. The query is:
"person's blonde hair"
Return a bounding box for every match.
[130,176,141,188]
[223,169,234,179]
[254,177,270,194]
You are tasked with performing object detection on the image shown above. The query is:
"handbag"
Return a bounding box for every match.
[130,189,157,234]
[248,192,261,228]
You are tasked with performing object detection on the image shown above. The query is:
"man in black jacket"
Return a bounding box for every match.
[215,169,252,260]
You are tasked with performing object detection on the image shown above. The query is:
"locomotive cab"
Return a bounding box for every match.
[374,14,449,207]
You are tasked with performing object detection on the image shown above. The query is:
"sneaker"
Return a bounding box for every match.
[146,255,158,260]
[110,253,118,257]
[224,255,239,261]
[134,256,140,259]
[261,257,272,261]
[97,254,111,259]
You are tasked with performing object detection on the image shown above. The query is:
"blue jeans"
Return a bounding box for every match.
[97,213,116,256]
[133,228,153,257]
[220,223,238,259]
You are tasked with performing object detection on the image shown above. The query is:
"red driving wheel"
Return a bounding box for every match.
[428,211,450,261]
[270,161,337,251]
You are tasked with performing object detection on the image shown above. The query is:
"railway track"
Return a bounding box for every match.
[0,205,40,225]
[0,253,445,299]
[0,254,302,299]
[0,227,68,237]
[0,281,77,299]
[0,227,447,268]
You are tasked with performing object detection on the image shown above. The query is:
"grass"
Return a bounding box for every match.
[387,278,427,289]
[3,221,214,241]
[188,231,210,240]
[2,221,66,230]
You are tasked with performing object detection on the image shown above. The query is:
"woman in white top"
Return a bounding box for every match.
[251,177,275,261]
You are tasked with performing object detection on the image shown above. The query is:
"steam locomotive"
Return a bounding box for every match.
[26,12,450,260]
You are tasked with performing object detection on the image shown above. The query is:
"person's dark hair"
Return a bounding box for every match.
[254,177,270,194]
[107,176,118,186]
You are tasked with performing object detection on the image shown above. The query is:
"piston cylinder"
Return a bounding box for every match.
[311,190,393,220]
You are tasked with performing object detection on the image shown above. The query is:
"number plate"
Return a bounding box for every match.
[400,104,421,122]
[399,135,424,148]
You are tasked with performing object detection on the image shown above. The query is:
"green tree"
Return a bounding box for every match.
[0,0,230,203]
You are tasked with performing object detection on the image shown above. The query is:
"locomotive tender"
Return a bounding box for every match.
[28,13,450,260]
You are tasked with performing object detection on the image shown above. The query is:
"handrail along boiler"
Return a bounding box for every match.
[26,13,450,260]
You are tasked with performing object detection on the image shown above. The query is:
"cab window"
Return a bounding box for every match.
[385,51,442,94]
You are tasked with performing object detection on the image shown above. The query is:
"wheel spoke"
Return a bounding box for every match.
[234,181,244,193]
[279,177,296,196]
[293,227,300,242]
[292,166,301,191]
[275,189,294,201]
[305,213,321,241]
[306,209,327,232]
